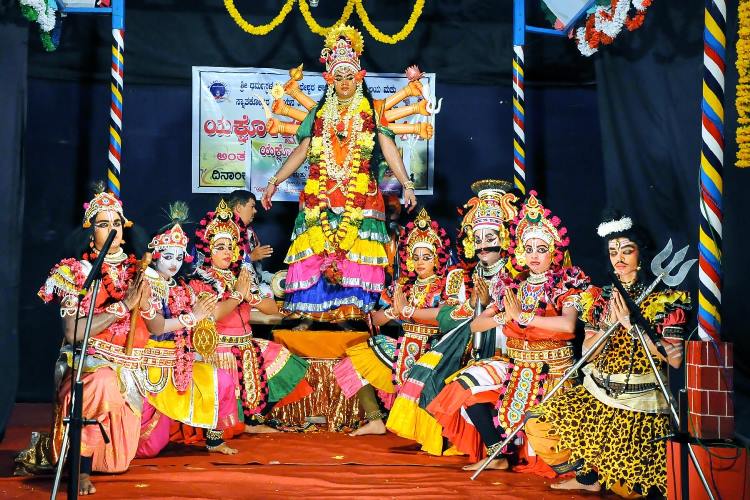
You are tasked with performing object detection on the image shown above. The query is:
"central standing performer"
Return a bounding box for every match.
[261,25,417,323]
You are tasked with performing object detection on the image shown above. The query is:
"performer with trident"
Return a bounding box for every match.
[524,211,691,497]
[260,25,418,324]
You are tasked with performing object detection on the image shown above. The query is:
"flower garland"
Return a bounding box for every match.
[574,0,653,57]
[299,0,356,36]
[355,0,424,44]
[224,0,424,44]
[81,250,138,301]
[223,0,295,36]
[737,0,750,167]
[167,281,195,392]
[304,88,375,254]
[19,0,61,51]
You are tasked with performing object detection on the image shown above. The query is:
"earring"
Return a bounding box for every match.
[637,263,642,271]
[406,260,415,273]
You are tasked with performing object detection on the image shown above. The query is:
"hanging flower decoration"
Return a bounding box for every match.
[737,0,750,167]
[224,0,425,45]
[19,0,62,51]
[541,0,653,57]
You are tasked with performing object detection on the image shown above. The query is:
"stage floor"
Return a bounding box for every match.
[1,404,603,499]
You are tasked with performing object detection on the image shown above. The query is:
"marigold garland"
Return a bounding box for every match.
[224,0,424,44]
[737,0,750,167]
[299,0,356,36]
[355,0,424,44]
[223,0,295,36]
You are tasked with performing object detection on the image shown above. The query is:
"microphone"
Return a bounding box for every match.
[79,229,117,295]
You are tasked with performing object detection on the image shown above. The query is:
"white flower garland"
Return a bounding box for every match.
[20,0,57,33]
[597,217,633,238]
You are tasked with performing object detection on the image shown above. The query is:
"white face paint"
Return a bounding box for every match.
[156,248,184,278]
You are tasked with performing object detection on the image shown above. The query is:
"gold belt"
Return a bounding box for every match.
[402,322,440,336]
[87,338,178,369]
[217,333,254,347]
[505,338,574,375]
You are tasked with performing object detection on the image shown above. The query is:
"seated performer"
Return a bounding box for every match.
[260,25,417,323]
[36,190,155,495]
[525,211,689,497]
[136,204,238,457]
[191,200,312,433]
[386,179,519,454]
[334,208,450,436]
[227,190,274,298]
[428,192,590,472]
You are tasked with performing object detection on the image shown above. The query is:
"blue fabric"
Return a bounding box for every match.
[284,278,380,313]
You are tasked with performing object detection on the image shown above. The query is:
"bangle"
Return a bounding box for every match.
[517,311,535,326]
[403,180,415,191]
[106,301,128,319]
[178,313,197,329]
[140,303,157,320]
[493,312,506,326]
[229,290,244,303]
[268,175,279,186]
[246,293,262,307]
[401,305,415,319]
[384,307,398,320]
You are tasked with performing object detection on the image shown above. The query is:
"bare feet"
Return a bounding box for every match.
[461,457,509,471]
[291,319,313,331]
[244,424,280,434]
[550,476,601,492]
[349,419,386,436]
[79,473,96,495]
[208,442,239,455]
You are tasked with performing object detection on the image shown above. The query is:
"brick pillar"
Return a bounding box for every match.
[686,340,734,439]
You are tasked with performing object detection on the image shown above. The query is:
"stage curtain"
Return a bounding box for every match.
[0,7,27,440]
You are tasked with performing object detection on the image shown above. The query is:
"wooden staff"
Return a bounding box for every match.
[126,252,152,355]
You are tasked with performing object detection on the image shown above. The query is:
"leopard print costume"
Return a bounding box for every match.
[531,285,690,496]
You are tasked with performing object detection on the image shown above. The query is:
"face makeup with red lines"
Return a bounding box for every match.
[92,211,123,254]
[211,238,234,270]
[523,238,552,274]
[608,237,639,283]
[411,247,436,280]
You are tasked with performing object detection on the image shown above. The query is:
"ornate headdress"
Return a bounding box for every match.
[398,208,451,277]
[509,191,569,270]
[459,179,518,258]
[148,202,192,262]
[82,190,132,228]
[194,199,247,268]
[320,25,364,77]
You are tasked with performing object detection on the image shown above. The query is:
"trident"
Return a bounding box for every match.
[471,239,713,497]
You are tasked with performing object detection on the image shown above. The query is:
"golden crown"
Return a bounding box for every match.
[321,25,363,74]
[82,192,132,228]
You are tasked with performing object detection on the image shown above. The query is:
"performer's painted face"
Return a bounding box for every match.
[211,238,234,270]
[412,247,436,279]
[474,228,501,267]
[523,238,552,274]
[92,210,123,254]
[333,68,357,100]
[156,248,184,278]
[234,198,257,225]
[608,237,639,282]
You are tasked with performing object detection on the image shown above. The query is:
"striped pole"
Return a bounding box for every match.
[512,0,527,194]
[698,0,726,341]
[108,27,124,197]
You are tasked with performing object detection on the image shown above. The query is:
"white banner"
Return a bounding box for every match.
[191,66,436,199]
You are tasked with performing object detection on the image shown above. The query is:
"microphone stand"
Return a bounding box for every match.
[51,232,117,499]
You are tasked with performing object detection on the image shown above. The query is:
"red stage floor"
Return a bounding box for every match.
[1,404,602,499]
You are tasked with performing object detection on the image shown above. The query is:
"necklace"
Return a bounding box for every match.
[518,281,545,311]
[211,266,236,288]
[480,258,505,278]
[527,271,548,285]
[101,248,127,265]
[410,276,438,307]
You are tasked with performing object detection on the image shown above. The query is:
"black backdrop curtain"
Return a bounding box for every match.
[596,0,750,371]
[0,4,27,439]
